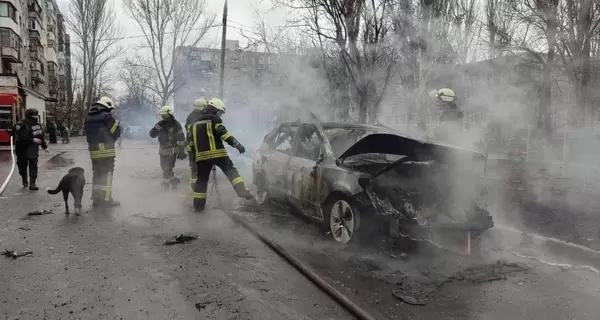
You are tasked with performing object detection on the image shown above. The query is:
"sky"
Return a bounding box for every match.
[54,0,288,95]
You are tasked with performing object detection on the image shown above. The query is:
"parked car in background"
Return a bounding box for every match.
[252,122,493,254]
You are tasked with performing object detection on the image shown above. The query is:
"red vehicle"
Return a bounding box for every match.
[0,94,23,151]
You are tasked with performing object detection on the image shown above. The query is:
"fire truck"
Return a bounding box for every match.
[0,93,24,151]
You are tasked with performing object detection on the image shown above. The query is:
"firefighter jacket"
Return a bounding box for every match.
[187,113,240,161]
[149,117,186,155]
[12,117,47,158]
[84,104,121,159]
[184,110,205,153]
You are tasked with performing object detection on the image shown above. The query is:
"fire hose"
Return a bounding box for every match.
[0,137,16,197]
[210,169,387,320]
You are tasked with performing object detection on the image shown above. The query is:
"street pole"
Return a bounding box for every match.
[219,0,228,99]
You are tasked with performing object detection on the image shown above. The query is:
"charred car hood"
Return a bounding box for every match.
[338,133,485,166]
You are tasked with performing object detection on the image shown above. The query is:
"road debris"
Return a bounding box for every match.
[27,210,54,216]
[163,233,198,245]
[2,249,33,259]
[392,260,529,306]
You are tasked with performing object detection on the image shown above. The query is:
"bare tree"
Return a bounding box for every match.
[119,58,157,108]
[276,0,397,123]
[123,0,216,106]
[485,0,518,59]
[508,0,559,138]
[67,0,122,125]
[556,0,600,125]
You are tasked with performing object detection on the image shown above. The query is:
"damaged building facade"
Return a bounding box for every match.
[0,0,71,126]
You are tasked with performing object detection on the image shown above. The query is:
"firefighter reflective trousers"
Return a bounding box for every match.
[160,154,177,180]
[193,157,247,210]
[91,157,115,204]
[188,151,196,188]
[16,152,38,181]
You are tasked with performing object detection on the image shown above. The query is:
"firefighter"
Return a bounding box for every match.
[187,97,253,212]
[12,108,48,190]
[429,88,467,144]
[84,96,121,208]
[185,98,207,189]
[150,105,187,189]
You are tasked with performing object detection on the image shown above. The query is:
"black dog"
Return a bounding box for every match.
[47,167,86,216]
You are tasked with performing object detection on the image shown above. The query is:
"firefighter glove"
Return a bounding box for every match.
[177,152,187,160]
[234,143,246,154]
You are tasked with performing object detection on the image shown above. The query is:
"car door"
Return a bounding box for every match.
[287,125,323,218]
[265,125,298,200]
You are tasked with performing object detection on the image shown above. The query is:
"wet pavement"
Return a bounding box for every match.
[1,138,600,319]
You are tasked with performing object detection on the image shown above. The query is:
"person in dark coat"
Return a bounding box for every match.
[12,108,48,190]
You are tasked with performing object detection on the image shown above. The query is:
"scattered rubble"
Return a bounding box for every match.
[163,233,198,245]
[2,249,33,259]
[47,152,75,167]
[27,210,54,216]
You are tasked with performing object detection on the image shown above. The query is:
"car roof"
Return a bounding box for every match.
[278,121,391,132]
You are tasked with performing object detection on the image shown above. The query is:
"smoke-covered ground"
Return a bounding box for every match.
[2,137,599,319]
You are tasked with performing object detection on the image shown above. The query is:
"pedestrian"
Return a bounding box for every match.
[84,96,121,208]
[12,108,48,190]
[149,105,187,189]
[47,121,57,144]
[61,125,70,144]
[184,98,207,189]
[187,98,253,212]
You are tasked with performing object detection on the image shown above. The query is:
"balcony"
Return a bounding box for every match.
[31,70,44,83]
[48,77,58,95]
[29,47,45,62]
[1,47,19,63]
[29,30,40,45]
[28,6,42,23]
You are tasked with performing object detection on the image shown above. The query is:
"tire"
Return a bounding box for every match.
[324,195,361,244]
[254,174,270,205]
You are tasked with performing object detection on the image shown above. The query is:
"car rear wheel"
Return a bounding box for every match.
[326,197,361,244]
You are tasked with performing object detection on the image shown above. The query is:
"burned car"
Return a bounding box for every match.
[252,122,493,253]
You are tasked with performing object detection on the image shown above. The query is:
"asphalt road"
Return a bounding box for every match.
[1,138,600,320]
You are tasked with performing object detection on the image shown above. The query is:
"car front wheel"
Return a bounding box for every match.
[326,197,361,244]
[254,175,270,205]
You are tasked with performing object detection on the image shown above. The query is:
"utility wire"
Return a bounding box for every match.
[67,22,256,45]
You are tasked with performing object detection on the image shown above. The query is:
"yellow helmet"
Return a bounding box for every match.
[193,98,207,111]
[158,105,174,116]
[207,98,225,113]
[436,88,456,103]
[96,96,115,110]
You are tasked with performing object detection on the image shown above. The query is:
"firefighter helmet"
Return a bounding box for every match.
[207,98,225,113]
[158,105,174,116]
[193,98,207,111]
[96,96,116,110]
[436,88,456,103]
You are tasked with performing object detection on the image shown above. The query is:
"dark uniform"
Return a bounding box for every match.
[187,112,253,211]
[84,100,121,207]
[185,109,205,188]
[12,108,47,190]
[149,116,186,188]
[47,122,57,144]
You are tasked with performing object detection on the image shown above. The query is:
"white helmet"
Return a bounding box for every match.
[158,105,174,116]
[193,98,207,111]
[96,96,115,110]
[207,98,225,113]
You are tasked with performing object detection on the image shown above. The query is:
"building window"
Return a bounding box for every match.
[0,27,21,49]
[0,2,17,23]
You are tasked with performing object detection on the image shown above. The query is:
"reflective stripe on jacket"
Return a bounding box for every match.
[85,104,121,159]
[187,113,239,161]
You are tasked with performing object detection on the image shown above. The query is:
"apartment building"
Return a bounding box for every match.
[0,0,70,126]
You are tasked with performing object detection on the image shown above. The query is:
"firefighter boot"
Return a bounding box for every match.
[29,177,39,191]
[170,177,180,189]
[234,182,254,200]
[21,176,28,188]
